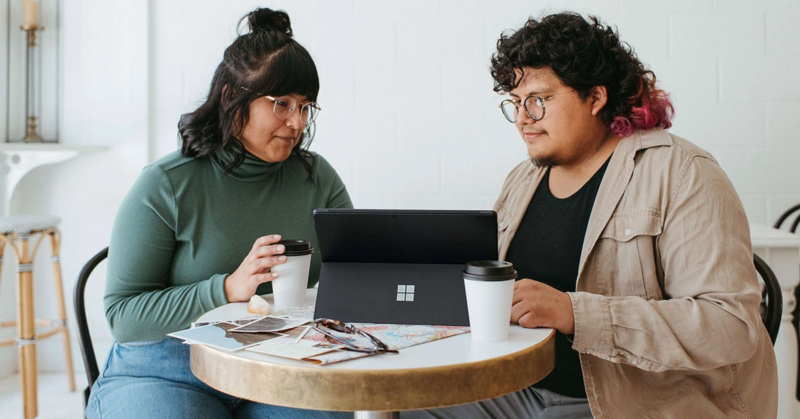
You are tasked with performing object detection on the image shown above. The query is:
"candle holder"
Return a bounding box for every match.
[4,0,60,143]
[21,25,43,142]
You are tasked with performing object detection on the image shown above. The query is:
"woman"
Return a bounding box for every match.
[87,8,352,419]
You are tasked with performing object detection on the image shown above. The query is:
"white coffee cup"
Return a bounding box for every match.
[463,260,517,343]
[270,239,314,309]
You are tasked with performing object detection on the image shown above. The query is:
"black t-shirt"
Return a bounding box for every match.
[505,156,611,399]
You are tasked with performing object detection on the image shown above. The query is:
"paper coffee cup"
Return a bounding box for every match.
[463,260,517,343]
[270,239,314,308]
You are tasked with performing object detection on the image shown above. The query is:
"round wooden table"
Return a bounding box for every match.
[190,289,555,419]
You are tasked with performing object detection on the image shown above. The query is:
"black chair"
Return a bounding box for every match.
[73,247,108,411]
[754,253,781,346]
[773,203,800,233]
[773,206,800,400]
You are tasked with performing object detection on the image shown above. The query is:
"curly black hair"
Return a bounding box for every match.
[178,8,319,178]
[490,12,672,137]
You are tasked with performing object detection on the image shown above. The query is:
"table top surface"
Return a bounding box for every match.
[191,289,556,411]
[195,289,553,370]
[750,223,800,248]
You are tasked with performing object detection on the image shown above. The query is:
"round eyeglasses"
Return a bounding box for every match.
[499,95,553,123]
[264,96,321,125]
[241,87,321,125]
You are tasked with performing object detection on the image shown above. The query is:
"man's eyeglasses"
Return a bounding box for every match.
[499,89,576,123]
[499,95,554,123]
[241,87,321,125]
[312,318,399,354]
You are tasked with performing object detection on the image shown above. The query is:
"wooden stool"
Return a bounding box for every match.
[0,215,75,419]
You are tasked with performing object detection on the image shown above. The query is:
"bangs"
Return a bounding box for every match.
[250,43,319,102]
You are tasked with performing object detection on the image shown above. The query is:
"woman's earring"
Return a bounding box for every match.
[301,123,315,147]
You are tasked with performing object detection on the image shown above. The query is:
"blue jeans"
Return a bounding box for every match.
[86,337,351,419]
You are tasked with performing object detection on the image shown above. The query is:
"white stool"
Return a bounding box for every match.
[0,215,75,419]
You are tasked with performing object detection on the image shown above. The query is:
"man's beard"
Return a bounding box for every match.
[525,132,558,167]
[530,156,559,167]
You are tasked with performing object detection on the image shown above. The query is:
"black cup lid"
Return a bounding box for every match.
[278,239,314,256]
[462,260,517,281]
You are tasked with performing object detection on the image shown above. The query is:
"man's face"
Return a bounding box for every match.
[509,66,605,167]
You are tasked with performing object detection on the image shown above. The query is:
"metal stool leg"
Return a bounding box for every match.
[16,232,38,419]
[49,229,75,391]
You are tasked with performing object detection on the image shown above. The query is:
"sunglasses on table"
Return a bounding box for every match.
[312,318,399,355]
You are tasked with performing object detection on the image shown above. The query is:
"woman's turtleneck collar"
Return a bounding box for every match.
[211,147,284,182]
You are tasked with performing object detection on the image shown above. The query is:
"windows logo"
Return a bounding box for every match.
[396,285,415,302]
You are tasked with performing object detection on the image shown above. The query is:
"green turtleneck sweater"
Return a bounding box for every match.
[105,150,353,343]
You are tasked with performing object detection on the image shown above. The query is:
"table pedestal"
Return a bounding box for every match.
[355,412,398,419]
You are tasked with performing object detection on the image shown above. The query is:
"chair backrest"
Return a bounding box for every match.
[73,247,108,409]
[773,203,800,232]
[754,253,782,345]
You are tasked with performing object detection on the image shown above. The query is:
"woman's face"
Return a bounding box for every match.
[239,93,308,163]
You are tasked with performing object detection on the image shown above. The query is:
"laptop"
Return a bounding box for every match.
[312,209,498,326]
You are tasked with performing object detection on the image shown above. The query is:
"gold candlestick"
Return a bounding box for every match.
[23,116,39,142]
[20,26,43,142]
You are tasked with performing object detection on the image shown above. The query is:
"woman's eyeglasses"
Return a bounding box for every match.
[240,87,321,125]
[312,318,399,354]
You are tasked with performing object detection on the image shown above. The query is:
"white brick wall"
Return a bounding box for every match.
[149,0,800,225]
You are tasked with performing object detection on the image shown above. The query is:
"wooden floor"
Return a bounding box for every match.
[0,373,86,419]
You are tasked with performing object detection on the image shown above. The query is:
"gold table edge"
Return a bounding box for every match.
[191,329,556,412]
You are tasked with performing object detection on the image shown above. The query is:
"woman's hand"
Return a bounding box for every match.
[511,279,575,334]
[224,235,287,302]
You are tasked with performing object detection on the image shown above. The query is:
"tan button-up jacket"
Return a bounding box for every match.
[495,128,777,418]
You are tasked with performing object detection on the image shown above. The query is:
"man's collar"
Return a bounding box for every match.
[621,128,673,153]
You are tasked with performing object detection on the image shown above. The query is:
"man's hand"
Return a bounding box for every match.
[511,279,575,334]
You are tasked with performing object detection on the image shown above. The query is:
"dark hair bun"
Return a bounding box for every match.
[245,8,292,37]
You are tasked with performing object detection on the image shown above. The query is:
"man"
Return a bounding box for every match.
[408,12,777,419]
